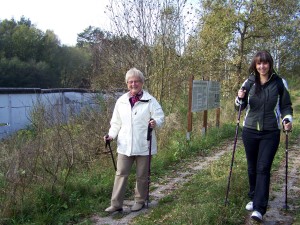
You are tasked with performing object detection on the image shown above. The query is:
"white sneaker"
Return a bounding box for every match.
[245,201,253,211]
[251,211,263,222]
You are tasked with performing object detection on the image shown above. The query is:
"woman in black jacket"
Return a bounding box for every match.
[235,50,293,222]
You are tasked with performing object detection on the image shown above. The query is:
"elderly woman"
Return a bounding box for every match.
[104,68,165,213]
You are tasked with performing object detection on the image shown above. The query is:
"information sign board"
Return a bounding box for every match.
[207,81,220,109]
[191,80,220,112]
[191,81,208,112]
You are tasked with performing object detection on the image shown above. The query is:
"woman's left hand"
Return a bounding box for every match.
[283,118,292,132]
[284,121,292,132]
[149,119,156,128]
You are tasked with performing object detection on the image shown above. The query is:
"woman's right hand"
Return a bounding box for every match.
[103,135,113,142]
[238,88,246,99]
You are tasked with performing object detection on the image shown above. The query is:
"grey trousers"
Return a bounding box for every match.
[110,154,149,208]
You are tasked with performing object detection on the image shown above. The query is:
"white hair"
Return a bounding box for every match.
[125,68,145,83]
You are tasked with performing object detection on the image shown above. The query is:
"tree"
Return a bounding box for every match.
[59,46,92,88]
[0,18,18,59]
[105,0,196,111]
[0,17,94,88]
[0,57,52,88]
[185,0,300,94]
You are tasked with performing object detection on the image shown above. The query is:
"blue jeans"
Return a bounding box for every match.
[242,127,280,215]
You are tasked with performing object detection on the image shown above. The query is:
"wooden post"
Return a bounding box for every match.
[216,107,220,127]
[202,110,208,135]
[187,75,194,140]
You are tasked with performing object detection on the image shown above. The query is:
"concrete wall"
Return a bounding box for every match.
[0,88,101,139]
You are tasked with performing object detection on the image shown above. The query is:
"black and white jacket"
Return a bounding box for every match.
[235,73,293,131]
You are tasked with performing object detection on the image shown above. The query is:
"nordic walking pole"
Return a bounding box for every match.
[146,119,153,208]
[105,135,117,171]
[225,88,244,206]
[282,119,290,210]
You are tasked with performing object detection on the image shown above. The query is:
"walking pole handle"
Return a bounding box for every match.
[282,118,291,133]
[147,118,154,140]
[105,134,110,147]
[238,87,246,100]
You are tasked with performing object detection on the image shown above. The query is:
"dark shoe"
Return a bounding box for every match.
[251,211,263,223]
[131,202,145,212]
[105,206,123,213]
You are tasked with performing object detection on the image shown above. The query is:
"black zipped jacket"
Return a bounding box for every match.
[235,73,293,131]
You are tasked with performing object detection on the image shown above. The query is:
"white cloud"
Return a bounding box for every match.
[0,0,110,46]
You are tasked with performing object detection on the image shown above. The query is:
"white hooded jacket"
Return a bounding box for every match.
[108,90,164,156]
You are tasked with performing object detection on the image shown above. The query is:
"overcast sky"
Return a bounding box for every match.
[0,0,110,46]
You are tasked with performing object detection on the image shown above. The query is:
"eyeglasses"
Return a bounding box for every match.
[127,80,142,84]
